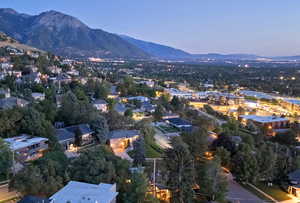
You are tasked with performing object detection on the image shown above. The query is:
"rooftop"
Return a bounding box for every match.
[4,135,48,151]
[240,115,288,123]
[108,130,140,139]
[93,99,107,105]
[49,181,118,203]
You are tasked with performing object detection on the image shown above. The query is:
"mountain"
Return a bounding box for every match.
[0,8,149,58]
[0,31,44,53]
[120,35,192,60]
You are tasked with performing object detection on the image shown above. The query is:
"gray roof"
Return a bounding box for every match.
[114,103,127,113]
[108,130,140,139]
[55,128,75,142]
[0,97,29,109]
[56,124,93,142]
[288,169,300,182]
[93,99,107,105]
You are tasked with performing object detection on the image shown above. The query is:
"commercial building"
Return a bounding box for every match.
[239,115,289,136]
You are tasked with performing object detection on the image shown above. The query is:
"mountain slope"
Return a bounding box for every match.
[120,35,192,60]
[0,9,149,58]
[0,31,44,53]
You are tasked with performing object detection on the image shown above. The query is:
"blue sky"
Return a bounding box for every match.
[1,0,300,56]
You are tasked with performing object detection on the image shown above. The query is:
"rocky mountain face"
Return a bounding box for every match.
[0,8,149,58]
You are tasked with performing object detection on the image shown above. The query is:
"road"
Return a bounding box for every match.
[0,184,18,202]
[226,173,266,203]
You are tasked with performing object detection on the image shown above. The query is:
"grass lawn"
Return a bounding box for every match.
[145,140,163,158]
[255,183,291,201]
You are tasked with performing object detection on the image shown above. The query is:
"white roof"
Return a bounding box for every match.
[50,181,118,203]
[240,115,288,123]
[4,135,48,151]
[32,92,45,97]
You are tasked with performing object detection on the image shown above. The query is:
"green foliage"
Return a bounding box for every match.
[231,143,259,183]
[106,110,133,130]
[20,107,56,146]
[122,172,149,203]
[164,137,195,203]
[10,151,68,197]
[196,158,228,201]
[89,115,109,143]
[58,91,98,125]
[69,146,130,186]
[0,108,23,137]
[132,137,146,166]
[0,138,12,178]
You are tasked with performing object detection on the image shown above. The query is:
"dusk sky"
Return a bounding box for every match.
[1,0,300,56]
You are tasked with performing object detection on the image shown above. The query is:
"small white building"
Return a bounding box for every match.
[93,99,108,112]
[31,92,45,101]
[49,181,118,203]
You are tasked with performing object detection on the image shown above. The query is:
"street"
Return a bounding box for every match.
[226,173,266,203]
[0,184,18,202]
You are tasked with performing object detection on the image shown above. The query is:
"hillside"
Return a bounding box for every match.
[0,32,44,53]
[0,8,149,59]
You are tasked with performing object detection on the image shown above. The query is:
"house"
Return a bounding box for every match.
[0,88,10,98]
[288,169,300,197]
[31,92,45,101]
[239,115,289,136]
[108,130,140,152]
[47,66,62,74]
[164,118,193,131]
[55,124,94,150]
[49,181,118,203]
[22,72,41,84]
[114,103,127,115]
[93,99,108,112]
[4,135,48,161]
[140,101,156,113]
[162,113,180,120]
[0,97,29,109]
[108,85,120,98]
[127,96,149,103]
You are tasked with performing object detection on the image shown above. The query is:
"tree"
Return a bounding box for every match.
[106,110,133,130]
[0,138,12,178]
[153,105,163,121]
[231,143,259,183]
[132,137,146,166]
[215,147,231,169]
[182,129,208,161]
[123,172,148,203]
[164,137,195,203]
[256,142,277,181]
[10,154,67,196]
[69,146,130,185]
[196,158,228,201]
[124,109,133,118]
[89,115,109,144]
[20,107,57,146]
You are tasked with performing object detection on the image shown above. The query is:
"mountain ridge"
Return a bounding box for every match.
[0,8,149,59]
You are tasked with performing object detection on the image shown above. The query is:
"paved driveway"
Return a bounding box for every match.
[226,173,265,203]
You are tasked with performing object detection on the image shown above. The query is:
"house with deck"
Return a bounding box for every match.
[4,135,48,161]
[55,124,94,151]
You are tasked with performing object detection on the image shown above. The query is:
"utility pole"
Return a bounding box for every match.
[153,158,156,198]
